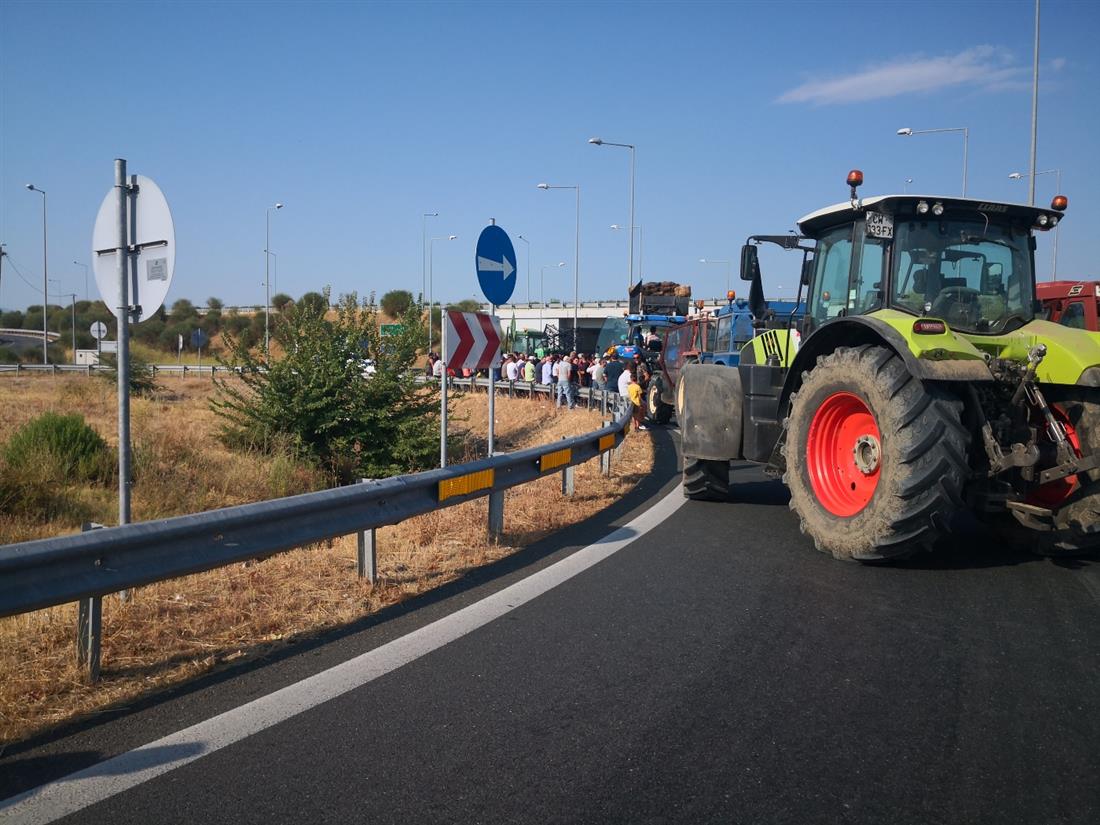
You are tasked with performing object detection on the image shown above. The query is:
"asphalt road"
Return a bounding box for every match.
[2,429,1099,824]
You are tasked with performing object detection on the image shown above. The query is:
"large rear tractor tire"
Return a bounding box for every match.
[683,457,730,501]
[647,380,673,425]
[782,345,970,561]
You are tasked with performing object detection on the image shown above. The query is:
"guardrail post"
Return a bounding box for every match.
[560,436,575,496]
[488,490,504,541]
[601,421,612,475]
[601,389,608,415]
[77,522,105,683]
[357,479,377,582]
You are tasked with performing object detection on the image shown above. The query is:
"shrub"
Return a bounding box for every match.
[213,288,438,483]
[98,349,160,396]
[380,290,414,318]
[2,412,114,484]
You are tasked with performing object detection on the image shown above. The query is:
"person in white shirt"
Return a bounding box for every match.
[554,357,574,408]
[617,364,632,397]
[505,357,519,382]
[432,358,444,378]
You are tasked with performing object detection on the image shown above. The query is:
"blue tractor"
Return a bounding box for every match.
[649,236,810,422]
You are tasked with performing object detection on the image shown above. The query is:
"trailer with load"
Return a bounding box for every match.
[677,171,1099,560]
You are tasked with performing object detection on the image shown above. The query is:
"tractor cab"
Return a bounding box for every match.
[741,170,1066,343]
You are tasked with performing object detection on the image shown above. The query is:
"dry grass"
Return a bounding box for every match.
[0,376,652,747]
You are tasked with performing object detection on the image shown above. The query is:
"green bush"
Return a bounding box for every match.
[98,349,160,396]
[3,412,115,484]
[381,290,414,317]
[213,288,438,483]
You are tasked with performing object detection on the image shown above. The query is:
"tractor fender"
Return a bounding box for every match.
[776,316,993,416]
[677,363,743,460]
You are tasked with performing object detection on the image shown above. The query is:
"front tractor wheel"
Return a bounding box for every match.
[647,380,673,425]
[783,345,969,561]
[683,457,730,501]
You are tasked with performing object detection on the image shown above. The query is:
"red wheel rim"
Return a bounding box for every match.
[1028,406,1082,509]
[807,392,882,517]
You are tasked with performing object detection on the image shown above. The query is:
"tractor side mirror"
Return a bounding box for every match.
[740,244,760,282]
[800,257,814,286]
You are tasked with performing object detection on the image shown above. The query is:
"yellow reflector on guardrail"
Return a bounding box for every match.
[598,434,615,452]
[438,469,494,502]
[539,448,572,472]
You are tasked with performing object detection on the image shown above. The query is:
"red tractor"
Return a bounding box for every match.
[1038,281,1100,330]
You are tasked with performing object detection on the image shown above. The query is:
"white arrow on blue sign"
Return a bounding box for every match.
[475,224,517,307]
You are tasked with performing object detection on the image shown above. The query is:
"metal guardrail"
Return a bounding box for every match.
[0,363,235,376]
[0,379,632,679]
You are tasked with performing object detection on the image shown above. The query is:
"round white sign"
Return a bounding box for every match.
[91,174,175,322]
[89,321,108,340]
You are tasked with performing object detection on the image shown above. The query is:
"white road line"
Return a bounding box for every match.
[1,485,686,824]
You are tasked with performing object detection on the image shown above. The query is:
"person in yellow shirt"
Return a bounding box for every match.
[627,369,647,431]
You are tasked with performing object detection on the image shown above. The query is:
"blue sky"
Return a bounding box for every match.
[1,0,1097,313]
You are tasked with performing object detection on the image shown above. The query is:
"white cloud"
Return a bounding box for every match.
[777,46,1026,105]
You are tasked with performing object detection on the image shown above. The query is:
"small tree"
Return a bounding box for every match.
[299,291,327,314]
[272,293,293,312]
[213,288,439,483]
[380,289,414,318]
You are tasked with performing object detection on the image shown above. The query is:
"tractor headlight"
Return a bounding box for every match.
[1077,367,1100,387]
[1037,214,1049,227]
[916,200,929,215]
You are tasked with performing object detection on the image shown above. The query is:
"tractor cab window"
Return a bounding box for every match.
[1060,301,1086,329]
[809,225,853,325]
[852,233,886,314]
[890,219,1033,333]
[714,315,732,352]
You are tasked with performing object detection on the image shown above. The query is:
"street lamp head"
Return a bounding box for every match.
[274,203,284,210]
[699,258,707,263]
[588,137,603,145]
[611,224,622,230]
[25,183,35,191]
[448,235,457,240]
[897,128,913,137]
[537,183,550,190]
[558,262,566,267]
[1009,172,1024,180]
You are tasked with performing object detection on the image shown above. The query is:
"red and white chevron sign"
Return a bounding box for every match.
[444,310,502,370]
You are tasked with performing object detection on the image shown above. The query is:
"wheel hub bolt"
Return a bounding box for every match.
[852,434,881,475]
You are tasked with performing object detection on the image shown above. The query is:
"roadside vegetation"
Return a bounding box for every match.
[0,375,653,747]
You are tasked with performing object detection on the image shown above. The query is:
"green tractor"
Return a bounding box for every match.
[678,171,1100,560]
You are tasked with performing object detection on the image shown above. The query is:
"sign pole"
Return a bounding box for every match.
[115,158,132,527]
[440,312,448,468]
[488,304,496,456]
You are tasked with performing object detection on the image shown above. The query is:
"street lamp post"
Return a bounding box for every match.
[612,225,644,283]
[539,262,566,333]
[1010,168,1062,278]
[49,279,77,363]
[428,234,457,354]
[268,251,277,298]
[265,203,284,356]
[700,258,732,295]
[516,234,531,303]
[26,184,48,363]
[421,212,438,303]
[73,260,89,302]
[903,178,913,194]
[896,127,969,197]
[589,137,635,295]
[537,183,580,350]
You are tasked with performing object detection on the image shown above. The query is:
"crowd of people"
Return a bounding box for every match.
[424,349,655,431]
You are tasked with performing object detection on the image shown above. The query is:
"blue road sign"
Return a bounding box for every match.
[190,328,209,349]
[475,224,517,306]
